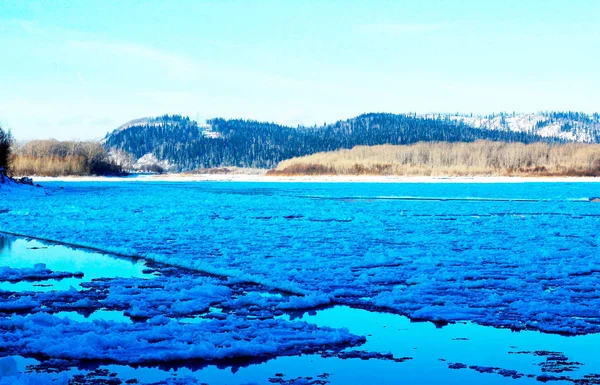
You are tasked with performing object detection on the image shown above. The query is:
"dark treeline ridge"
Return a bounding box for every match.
[104,113,559,170]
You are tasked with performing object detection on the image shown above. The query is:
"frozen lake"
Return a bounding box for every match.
[1,181,600,384]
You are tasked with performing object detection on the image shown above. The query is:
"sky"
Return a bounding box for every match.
[1,0,599,141]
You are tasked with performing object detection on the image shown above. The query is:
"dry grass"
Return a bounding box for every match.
[269,141,600,177]
[10,140,123,176]
[11,155,90,177]
[183,167,267,175]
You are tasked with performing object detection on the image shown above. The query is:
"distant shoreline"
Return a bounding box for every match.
[31,174,600,183]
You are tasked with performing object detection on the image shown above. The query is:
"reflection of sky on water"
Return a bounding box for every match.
[2,234,598,384]
[98,306,600,384]
[289,306,600,382]
[0,235,154,292]
[12,305,599,384]
[0,233,13,252]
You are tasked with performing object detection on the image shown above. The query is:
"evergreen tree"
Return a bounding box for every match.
[104,113,573,171]
[0,126,13,174]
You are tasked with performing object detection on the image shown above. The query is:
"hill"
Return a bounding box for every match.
[424,112,600,142]
[103,112,591,172]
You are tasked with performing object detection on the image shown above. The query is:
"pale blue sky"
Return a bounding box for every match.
[1,0,599,140]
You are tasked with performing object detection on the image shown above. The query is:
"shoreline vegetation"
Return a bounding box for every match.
[11,139,124,177]
[6,140,600,181]
[268,141,600,177]
[29,174,600,184]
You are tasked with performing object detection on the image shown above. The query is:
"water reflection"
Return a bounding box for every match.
[2,235,599,384]
[0,234,156,292]
[279,306,600,383]
[0,233,13,253]
[13,306,600,385]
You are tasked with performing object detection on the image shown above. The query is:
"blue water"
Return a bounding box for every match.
[0,237,155,292]
[4,181,597,330]
[10,304,599,384]
[1,181,600,384]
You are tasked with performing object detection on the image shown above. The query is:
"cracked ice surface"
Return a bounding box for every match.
[1,181,600,334]
[0,249,364,367]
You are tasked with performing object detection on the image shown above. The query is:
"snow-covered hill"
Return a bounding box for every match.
[421,112,600,142]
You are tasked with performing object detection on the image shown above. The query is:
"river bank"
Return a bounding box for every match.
[28,174,600,183]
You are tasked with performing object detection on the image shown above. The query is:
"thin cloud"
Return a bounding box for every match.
[77,71,88,86]
[0,19,47,35]
[67,39,197,80]
[359,23,446,34]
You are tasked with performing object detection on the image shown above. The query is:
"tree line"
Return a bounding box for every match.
[4,111,599,176]
[2,125,125,177]
[104,113,560,171]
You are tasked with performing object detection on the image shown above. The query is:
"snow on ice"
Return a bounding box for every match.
[0,264,83,282]
[0,246,365,372]
[1,181,600,383]
[2,181,599,335]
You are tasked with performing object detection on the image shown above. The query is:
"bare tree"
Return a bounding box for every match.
[11,139,124,176]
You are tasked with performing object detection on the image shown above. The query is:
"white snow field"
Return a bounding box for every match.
[1,181,600,384]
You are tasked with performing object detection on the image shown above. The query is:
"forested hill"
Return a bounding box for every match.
[103,112,592,171]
